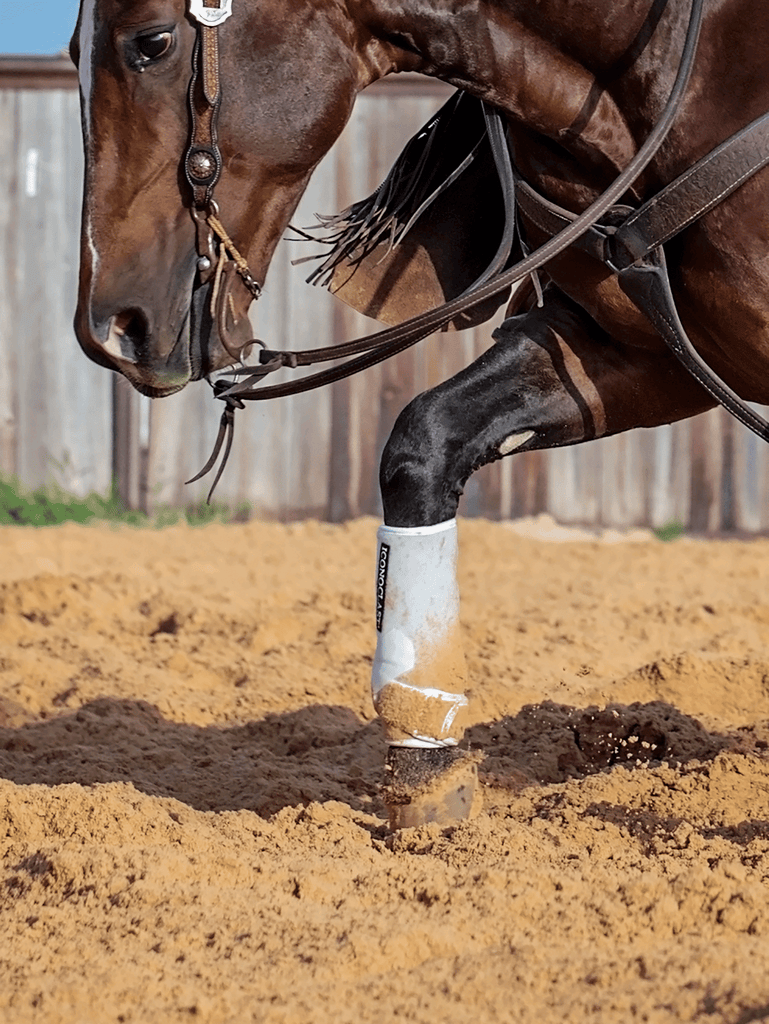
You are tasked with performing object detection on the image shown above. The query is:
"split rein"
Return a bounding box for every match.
[184,0,731,499]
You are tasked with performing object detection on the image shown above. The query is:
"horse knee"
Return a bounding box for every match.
[380,390,461,527]
[379,315,562,527]
[379,290,612,528]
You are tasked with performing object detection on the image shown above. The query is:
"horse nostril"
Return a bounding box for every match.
[102,308,149,364]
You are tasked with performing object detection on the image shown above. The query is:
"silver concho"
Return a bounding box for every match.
[188,150,217,180]
[189,0,233,27]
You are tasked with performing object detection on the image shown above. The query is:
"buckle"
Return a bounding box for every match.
[189,0,233,27]
[603,233,639,276]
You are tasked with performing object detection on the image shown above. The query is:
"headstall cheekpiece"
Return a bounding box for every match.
[185,0,262,298]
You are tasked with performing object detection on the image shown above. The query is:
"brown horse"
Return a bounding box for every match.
[70,0,769,825]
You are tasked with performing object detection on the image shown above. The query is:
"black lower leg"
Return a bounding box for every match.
[379,291,596,526]
[379,285,714,528]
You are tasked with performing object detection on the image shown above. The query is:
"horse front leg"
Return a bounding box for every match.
[373,284,714,828]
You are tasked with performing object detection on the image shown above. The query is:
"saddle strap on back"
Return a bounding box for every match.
[516,110,769,268]
[618,253,769,442]
[608,110,769,272]
[515,112,769,443]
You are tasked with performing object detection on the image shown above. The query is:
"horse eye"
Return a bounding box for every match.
[135,31,173,63]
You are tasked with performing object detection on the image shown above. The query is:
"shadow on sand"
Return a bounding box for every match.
[1,696,764,828]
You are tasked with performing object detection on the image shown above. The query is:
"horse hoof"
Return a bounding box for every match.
[383,746,482,829]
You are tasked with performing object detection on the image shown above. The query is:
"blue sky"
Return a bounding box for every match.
[4,1,81,55]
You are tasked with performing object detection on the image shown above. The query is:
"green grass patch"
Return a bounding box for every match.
[653,520,686,542]
[0,476,248,528]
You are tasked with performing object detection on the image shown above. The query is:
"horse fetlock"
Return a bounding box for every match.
[375,679,470,746]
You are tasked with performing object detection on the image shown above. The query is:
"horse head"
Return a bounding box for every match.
[73,0,749,399]
[70,0,408,397]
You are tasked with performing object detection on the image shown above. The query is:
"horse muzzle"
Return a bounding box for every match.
[75,269,257,398]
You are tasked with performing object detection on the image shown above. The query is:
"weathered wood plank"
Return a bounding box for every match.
[646,420,693,529]
[547,441,602,526]
[689,407,727,532]
[112,376,143,511]
[0,93,19,478]
[731,404,769,533]
[13,90,111,497]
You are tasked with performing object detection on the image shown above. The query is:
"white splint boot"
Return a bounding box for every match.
[371,519,470,747]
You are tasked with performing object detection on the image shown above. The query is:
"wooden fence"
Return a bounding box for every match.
[1,56,768,531]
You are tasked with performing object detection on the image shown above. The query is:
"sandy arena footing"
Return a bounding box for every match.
[1,516,768,1023]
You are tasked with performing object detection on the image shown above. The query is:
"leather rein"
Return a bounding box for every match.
[184,0,769,499]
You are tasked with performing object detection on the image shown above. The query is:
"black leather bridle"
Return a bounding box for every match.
[184,0,769,498]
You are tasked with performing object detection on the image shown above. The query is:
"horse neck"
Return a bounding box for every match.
[358,0,691,190]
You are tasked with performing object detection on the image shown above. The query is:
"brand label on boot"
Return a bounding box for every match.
[375,542,390,632]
